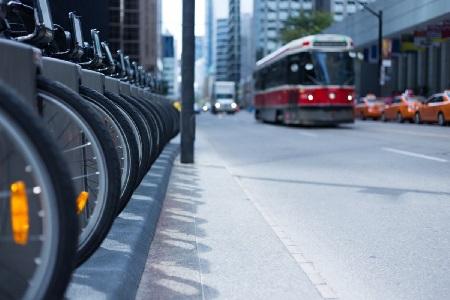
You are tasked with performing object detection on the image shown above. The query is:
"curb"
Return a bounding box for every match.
[66,143,180,300]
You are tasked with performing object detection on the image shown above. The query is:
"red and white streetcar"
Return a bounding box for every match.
[254,34,357,125]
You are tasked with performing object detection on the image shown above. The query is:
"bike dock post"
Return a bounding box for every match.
[105,77,120,94]
[40,57,84,188]
[81,69,105,94]
[130,85,140,99]
[41,57,81,93]
[0,40,39,109]
[120,81,132,97]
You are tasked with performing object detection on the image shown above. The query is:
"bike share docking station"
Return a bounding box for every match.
[0,39,39,108]
[42,57,81,93]
[41,57,134,96]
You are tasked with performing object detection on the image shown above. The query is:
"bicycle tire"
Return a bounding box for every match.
[79,86,139,213]
[132,95,165,154]
[36,76,120,266]
[0,81,78,299]
[120,94,161,169]
[104,91,152,185]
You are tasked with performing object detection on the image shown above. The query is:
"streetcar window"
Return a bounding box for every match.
[288,53,315,85]
[286,52,355,86]
[312,52,354,86]
[267,60,285,88]
[254,68,268,91]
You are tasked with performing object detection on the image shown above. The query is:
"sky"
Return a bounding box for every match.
[162,0,253,57]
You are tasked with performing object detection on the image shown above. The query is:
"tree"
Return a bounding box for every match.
[280,12,333,44]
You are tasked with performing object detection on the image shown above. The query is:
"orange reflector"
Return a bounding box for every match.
[10,181,29,246]
[76,191,89,214]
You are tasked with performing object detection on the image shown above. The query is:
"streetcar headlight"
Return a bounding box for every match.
[347,95,353,101]
[329,93,336,100]
[215,103,221,109]
[231,103,237,109]
[308,95,314,101]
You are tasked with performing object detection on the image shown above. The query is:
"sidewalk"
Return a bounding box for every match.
[136,132,322,300]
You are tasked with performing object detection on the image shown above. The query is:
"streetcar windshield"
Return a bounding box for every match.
[288,51,354,86]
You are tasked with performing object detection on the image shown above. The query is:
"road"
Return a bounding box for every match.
[197,112,450,300]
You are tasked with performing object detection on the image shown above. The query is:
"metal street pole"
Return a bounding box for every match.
[357,1,383,96]
[181,0,195,163]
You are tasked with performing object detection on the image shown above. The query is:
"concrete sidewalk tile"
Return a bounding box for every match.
[66,143,179,300]
[136,133,322,300]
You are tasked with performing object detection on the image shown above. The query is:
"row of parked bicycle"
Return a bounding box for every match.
[355,90,450,126]
[0,0,180,299]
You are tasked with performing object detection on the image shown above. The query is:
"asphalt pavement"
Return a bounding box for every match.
[139,112,450,300]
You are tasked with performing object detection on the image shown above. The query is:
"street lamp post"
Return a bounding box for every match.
[181,0,195,163]
[356,1,383,96]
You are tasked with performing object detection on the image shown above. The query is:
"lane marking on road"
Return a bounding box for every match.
[298,131,318,138]
[370,128,450,140]
[382,147,448,163]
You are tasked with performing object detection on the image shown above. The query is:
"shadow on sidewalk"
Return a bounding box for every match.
[138,163,219,300]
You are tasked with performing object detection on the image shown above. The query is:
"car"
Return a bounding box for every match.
[213,100,239,114]
[355,94,385,120]
[194,103,201,114]
[415,92,450,126]
[202,103,210,112]
[382,94,425,123]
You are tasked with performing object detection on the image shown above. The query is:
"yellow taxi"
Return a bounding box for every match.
[382,94,425,123]
[415,91,450,126]
[355,94,385,120]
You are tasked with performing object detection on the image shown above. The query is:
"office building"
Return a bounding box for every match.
[109,0,161,72]
[252,0,374,59]
[196,36,205,61]
[331,0,376,22]
[324,0,450,96]
[240,13,255,107]
[228,0,241,85]
[205,0,215,74]
[215,19,229,81]
[253,0,318,59]
[50,0,109,42]
[161,34,178,97]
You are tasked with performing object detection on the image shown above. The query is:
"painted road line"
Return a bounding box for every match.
[298,131,318,138]
[372,128,450,140]
[382,147,448,163]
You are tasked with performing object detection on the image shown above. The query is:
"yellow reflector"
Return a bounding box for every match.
[10,181,30,246]
[76,191,89,215]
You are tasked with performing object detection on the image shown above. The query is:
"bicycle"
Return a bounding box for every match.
[0,78,78,299]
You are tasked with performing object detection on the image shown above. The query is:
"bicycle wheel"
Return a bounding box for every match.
[36,76,120,265]
[79,86,139,211]
[141,96,168,147]
[104,91,151,186]
[0,81,77,299]
[121,94,160,171]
